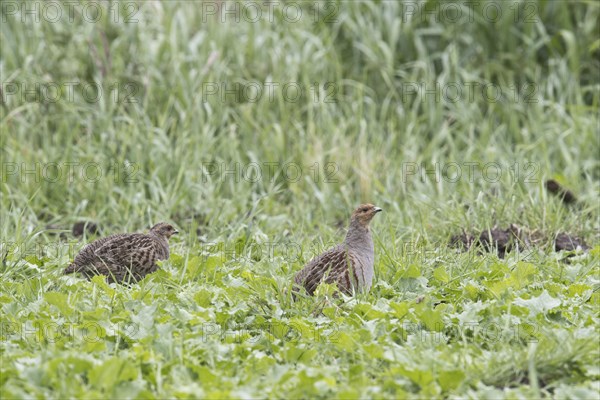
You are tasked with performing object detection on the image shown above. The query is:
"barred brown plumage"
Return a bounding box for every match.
[64,222,178,284]
[293,204,382,297]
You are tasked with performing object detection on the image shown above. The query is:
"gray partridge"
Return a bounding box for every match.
[293,204,382,296]
[64,222,178,284]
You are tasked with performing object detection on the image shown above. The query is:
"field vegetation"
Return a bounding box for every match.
[1,1,599,398]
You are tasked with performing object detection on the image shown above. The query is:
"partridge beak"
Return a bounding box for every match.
[374,207,383,213]
[173,230,179,234]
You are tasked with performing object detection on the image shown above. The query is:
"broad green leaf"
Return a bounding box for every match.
[44,292,72,317]
[433,266,449,283]
[513,290,562,317]
[403,264,421,278]
[416,305,445,332]
[391,301,410,319]
[567,284,592,297]
[438,369,465,391]
[88,357,137,391]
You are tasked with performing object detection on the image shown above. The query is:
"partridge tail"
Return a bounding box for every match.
[64,263,78,274]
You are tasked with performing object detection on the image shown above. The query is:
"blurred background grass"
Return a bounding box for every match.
[1,0,598,248]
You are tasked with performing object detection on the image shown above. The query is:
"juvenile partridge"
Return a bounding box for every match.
[64,222,178,284]
[293,204,382,296]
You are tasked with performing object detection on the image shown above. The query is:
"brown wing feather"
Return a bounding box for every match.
[294,245,359,295]
[67,233,129,273]
[93,234,162,269]
[65,232,169,283]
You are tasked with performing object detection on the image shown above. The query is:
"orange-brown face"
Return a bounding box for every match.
[351,203,383,227]
[150,222,179,238]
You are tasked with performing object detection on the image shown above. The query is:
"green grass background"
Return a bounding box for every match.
[1,0,599,398]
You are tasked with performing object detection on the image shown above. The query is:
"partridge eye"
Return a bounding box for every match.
[361,207,369,212]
